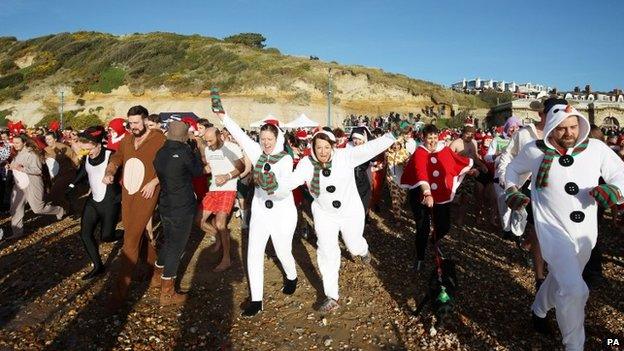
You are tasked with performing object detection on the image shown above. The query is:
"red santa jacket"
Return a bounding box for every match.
[401,143,473,204]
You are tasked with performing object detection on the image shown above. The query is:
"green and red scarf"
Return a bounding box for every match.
[253,151,288,195]
[309,159,332,198]
[535,139,588,189]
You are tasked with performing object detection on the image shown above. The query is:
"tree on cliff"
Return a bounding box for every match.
[223,33,266,49]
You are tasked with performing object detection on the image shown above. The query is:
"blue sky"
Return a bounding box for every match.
[1,0,622,91]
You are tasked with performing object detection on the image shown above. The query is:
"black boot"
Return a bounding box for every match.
[82,265,105,280]
[532,311,553,336]
[242,301,263,317]
[283,277,298,295]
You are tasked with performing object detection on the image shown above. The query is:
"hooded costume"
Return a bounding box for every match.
[106,125,166,304]
[285,130,395,302]
[505,104,624,351]
[221,114,298,313]
[68,126,122,279]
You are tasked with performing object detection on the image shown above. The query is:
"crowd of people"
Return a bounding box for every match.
[1,96,623,350]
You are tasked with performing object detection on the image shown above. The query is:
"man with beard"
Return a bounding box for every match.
[505,103,624,350]
[104,105,166,309]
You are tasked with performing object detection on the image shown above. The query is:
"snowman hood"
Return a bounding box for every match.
[543,103,590,150]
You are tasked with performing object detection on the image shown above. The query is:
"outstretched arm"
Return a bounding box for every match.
[219,114,262,162]
[347,133,395,168]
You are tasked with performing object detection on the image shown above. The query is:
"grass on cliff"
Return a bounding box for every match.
[0,32,488,108]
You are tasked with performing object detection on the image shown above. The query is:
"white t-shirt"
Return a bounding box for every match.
[204,141,243,191]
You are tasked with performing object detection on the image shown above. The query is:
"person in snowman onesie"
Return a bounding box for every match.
[218,113,299,317]
[284,128,396,312]
[504,104,624,351]
[67,126,122,280]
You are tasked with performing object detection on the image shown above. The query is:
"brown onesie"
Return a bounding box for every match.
[106,128,166,301]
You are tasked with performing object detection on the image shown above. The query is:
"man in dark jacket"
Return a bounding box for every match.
[153,120,204,306]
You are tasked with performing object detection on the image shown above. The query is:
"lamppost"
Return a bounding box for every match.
[60,91,64,130]
[327,68,332,127]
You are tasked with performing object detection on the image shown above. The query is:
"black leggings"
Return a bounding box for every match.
[408,189,451,261]
[80,197,121,267]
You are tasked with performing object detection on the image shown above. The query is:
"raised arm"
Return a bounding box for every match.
[220,114,261,162]
[347,133,395,168]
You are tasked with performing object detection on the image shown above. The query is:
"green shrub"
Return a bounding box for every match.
[76,98,86,106]
[224,33,266,49]
[69,113,102,130]
[89,67,125,93]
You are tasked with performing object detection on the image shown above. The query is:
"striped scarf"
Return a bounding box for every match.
[535,139,588,189]
[253,151,288,195]
[309,159,332,198]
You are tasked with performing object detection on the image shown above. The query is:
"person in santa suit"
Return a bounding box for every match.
[106,117,129,152]
[67,126,123,280]
[283,127,396,312]
[217,113,299,317]
[504,103,624,351]
[401,124,476,271]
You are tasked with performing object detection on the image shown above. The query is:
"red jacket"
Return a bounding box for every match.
[401,144,472,204]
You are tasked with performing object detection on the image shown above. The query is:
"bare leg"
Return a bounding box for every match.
[526,228,545,280]
[212,212,231,272]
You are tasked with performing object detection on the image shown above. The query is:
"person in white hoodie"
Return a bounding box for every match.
[504,103,624,351]
[284,128,396,312]
[218,113,299,317]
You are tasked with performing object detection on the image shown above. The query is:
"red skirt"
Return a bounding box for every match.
[202,191,237,214]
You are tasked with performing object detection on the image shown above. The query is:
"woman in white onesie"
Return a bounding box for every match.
[219,114,298,317]
[285,129,395,312]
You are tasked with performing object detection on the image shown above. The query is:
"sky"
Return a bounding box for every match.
[1,0,623,92]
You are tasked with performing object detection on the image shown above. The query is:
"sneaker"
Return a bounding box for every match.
[282,277,298,295]
[56,207,65,221]
[241,301,263,317]
[318,298,340,313]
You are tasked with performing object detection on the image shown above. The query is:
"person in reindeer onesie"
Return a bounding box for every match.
[505,103,624,351]
[104,106,166,309]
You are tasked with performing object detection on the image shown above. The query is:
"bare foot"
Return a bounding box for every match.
[213,260,231,272]
[209,242,221,253]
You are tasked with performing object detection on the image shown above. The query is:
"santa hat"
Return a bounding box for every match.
[7,120,25,136]
[108,117,127,136]
[438,130,451,141]
[181,116,198,132]
[49,120,60,132]
[263,119,280,127]
[295,130,308,140]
